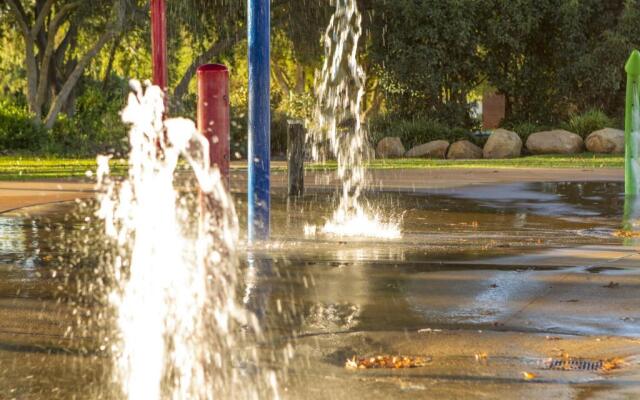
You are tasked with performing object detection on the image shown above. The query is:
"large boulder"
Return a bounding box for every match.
[585,128,624,154]
[405,140,450,159]
[483,129,522,159]
[376,137,406,158]
[447,140,483,159]
[525,130,584,154]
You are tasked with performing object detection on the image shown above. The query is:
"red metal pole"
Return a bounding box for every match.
[197,64,231,183]
[151,0,168,91]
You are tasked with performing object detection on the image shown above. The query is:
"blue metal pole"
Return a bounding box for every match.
[247,0,271,242]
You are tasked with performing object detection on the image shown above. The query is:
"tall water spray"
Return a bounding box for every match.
[96,82,278,399]
[308,0,400,239]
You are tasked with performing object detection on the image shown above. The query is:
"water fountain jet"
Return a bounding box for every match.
[97,82,278,400]
[307,0,400,239]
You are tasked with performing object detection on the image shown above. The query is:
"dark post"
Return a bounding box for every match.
[287,120,305,197]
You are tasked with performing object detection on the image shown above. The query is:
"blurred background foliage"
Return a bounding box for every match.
[0,0,638,156]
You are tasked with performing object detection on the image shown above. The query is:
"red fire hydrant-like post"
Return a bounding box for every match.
[197,64,231,183]
[151,0,168,91]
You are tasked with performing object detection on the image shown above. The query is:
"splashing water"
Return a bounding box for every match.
[308,0,400,239]
[96,82,278,399]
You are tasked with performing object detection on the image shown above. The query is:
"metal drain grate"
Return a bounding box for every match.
[545,358,603,371]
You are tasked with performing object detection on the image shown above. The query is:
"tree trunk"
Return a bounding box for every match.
[7,0,41,120]
[34,2,80,116]
[44,29,118,129]
[25,43,40,120]
[43,0,127,129]
[173,38,234,108]
[103,33,124,91]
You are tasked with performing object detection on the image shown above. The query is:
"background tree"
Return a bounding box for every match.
[369,0,483,127]
[478,0,566,125]
[558,0,640,118]
[5,0,141,128]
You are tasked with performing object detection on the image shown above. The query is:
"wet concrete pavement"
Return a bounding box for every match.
[0,182,94,213]
[0,175,638,399]
[0,165,623,212]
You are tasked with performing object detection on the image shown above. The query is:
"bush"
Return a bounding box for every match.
[0,99,46,151]
[502,121,552,143]
[271,113,290,158]
[369,116,468,149]
[44,82,129,156]
[229,108,247,160]
[563,109,615,138]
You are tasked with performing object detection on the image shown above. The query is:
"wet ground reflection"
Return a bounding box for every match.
[0,181,638,399]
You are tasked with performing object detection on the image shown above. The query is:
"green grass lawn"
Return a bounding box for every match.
[311,153,624,170]
[0,153,623,181]
[0,157,129,181]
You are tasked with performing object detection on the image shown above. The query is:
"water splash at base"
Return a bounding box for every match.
[97,82,278,400]
[308,0,400,239]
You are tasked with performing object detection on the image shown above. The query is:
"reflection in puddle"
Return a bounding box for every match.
[624,195,640,231]
[0,217,27,261]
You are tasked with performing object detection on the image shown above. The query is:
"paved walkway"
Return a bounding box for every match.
[0,167,623,213]
[0,181,95,213]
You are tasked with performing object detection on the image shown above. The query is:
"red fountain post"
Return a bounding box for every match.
[197,64,231,183]
[151,0,168,91]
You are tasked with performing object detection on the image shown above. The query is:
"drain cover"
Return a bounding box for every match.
[545,358,603,371]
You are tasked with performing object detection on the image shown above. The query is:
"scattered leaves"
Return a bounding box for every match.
[613,230,640,238]
[601,357,624,372]
[345,355,429,370]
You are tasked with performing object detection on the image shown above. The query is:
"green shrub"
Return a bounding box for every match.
[369,116,468,149]
[0,99,46,151]
[271,113,290,157]
[227,108,289,160]
[563,109,615,138]
[47,83,129,156]
[502,121,552,142]
[230,108,247,160]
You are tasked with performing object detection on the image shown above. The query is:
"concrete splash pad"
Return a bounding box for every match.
[0,177,638,398]
[282,331,640,399]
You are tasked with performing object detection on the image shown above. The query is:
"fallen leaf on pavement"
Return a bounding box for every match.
[614,230,640,238]
[602,357,624,372]
[345,355,429,369]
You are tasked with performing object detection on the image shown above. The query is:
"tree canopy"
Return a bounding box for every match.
[0,0,639,155]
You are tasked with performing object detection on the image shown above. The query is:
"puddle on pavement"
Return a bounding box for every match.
[0,181,638,399]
